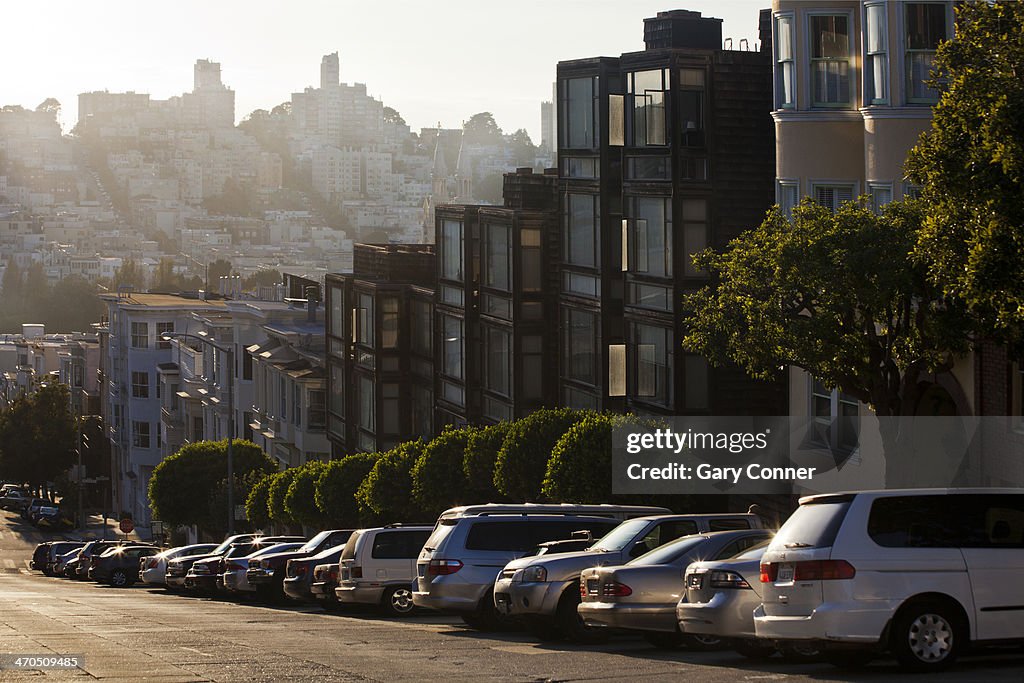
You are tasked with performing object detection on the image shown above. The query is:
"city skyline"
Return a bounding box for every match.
[4,0,766,139]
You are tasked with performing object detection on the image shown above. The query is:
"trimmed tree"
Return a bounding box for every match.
[462,422,511,503]
[315,452,381,527]
[356,440,424,523]
[0,384,76,496]
[542,414,616,503]
[245,474,274,528]
[284,460,328,529]
[412,426,476,517]
[266,468,299,526]
[494,408,587,502]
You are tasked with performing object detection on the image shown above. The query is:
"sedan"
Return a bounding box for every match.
[283,545,346,603]
[578,529,773,648]
[54,547,84,577]
[140,544,217,586]
[310,562,342,610]
[43,542,86,576]
[222,543,303,596]
[90,545,160,586]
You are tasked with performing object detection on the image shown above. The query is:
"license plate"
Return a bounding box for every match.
[687,573,703,589]
[776,563,794,583]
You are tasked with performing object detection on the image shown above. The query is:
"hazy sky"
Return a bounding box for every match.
[4,1,768,140]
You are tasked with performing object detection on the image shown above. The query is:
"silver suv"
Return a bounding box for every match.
[413,504,668,630]
[494,513,764,642]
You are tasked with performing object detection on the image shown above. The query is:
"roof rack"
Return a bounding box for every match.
[437,503,670,519]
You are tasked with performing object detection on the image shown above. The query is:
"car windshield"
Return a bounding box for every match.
[299,531,333,554]
[627,535,707,566]
[248,543,302,558]
[590,519,650,552]
[731,540,771,561]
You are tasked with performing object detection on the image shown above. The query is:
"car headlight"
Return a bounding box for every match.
[522,565,547,583]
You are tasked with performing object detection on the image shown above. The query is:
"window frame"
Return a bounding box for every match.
[806,10,856,109]
[774,12,797,109]
[901,1,951,105]
[864,1,890,105]
[810,181,858,212]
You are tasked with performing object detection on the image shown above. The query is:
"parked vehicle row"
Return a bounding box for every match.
[25,490,1024,673]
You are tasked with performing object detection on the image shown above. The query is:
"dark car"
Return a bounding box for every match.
[89,545,160,586]
[184,536,304,594]
[248,529,352,603]
[283,544,347,603]
[44,542,85,576]
[62,549,85,577]
[165,533,267,591]
[30,542,52,571]
[0,488,29,510]
[76,540,129,580]
[22,498,48,521]
[36,506,75,530]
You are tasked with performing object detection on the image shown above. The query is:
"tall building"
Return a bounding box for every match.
[321,52,340,89]
[556,9,784,416]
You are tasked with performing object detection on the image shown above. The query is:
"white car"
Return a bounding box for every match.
[754,488,1024,672]
[140,544,216,585]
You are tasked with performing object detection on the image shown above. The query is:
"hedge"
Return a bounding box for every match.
[314,452,381,527]
[494,409,587,502]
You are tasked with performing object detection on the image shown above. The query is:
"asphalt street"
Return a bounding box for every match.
[2,510,1024,682]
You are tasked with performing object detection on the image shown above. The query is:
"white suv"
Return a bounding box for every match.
[754,488,1024,671]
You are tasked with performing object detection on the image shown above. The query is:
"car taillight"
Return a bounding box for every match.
[601,582,632,597]
[708,570,751,589]
[426,559,462,576]
[760,560,855,582]
[759,563,775,583]
[328,566,338,581]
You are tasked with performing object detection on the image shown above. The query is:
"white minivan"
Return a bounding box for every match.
[754,488,1024,671]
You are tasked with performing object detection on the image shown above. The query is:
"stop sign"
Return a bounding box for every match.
[119,518,134,534]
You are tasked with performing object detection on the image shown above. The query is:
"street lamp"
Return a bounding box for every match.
[162,332,235,535]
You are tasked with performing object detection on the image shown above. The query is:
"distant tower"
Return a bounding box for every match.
[540,100,553,152]
[430,126,449,200]
[453,127,472,202]
[194,59,223,91]
[321,52,340,89]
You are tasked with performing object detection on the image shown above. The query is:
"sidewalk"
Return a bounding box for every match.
[66,512,155,544]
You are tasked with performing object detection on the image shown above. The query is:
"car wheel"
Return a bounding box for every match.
[890,600,963,672]
[683,633,724,651]
[733,639,777,660]
[110,569,129,588]
[823,648,874,669]
[643,629,686,650]
[382,586,415,617]
[556,584,609,644]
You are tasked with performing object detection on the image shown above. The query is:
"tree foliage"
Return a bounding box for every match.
[315,452,381,527]
[906,1,1024,345]
[463,112,502,145]
[543,414,616,503]
[284,460,328,529]
[114,258,146,290]
[682,199,970,421]
[463,422,511,503]
[0,384,76,493]
[148,440,276,532]
[411,426,475,517]
[494,408,587,502]
[356,441,424,523]
[266,468,299,525]
[245,473,274,528]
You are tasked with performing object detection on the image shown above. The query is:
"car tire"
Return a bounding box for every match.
[381,586,415,617]
[683,633,724,651]
[110,569,129,588]
[461,595,505,631]
[890,600,964,672]
[643,629,686,650]
[733,639,777,660]
[556,584,609,644]
[823,648,874,669]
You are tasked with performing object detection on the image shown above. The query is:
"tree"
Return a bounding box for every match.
[284,460,328,529]
[906,1,1024,345]
[543,414,616,503]
[23,262,48,309]
[152,258,178,291]
[266,468,299,526]
[207,258,233,287]
[681,199,971,465]
[494,408,587,502]
[315,452,381,527]
[35,98,60,116]
[0,385,76,495]
[463,422,510,503]
[383,106,406,126]
[356,441,424,523]
[243,269,282,290]
[2,261,22,298]
[463,112,502,145]
[411,426,475,517]
[245,474,274,528]
[47,276,104,332]
[147,440,276,532]
[208,469,266,534]
[507,128,537,166]
[114,259,146,290]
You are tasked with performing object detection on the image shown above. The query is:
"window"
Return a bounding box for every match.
[292,382,301,426]
[156,322,174,349]
[682,198,707,277]
[440,220,464,282]
[868,495,1024,548]
[868,182,893,212]
[131,322,148,348]
[810,14,851,107]
[330,285,345,338]
[521,229,542,292]
[132,421,151,449]
[357,375,375,432]
[865,3,889,104]
[381,383,399,434]
[775,13,795,108]
[411,299,432,354]
[411,385,432,438]
[633,323,672,405]
[778,180,799,217]
[329,365,343,416]
[483,222,511,292]
[810,377,859,453]
[608,343,626,397]
[626,156,670,180]
[484,326,511,397]
[565,193,598,268]
[562,157,598,178]
[679,68,705,147]
[441,315,464,380]
[562,76,598,149]
[522,336,543,401]
[131,371,149,399]
[355,293,374,346]
[626,196,672,278]
[627,69,668,147]
[812,183,855,212]
[243,349,253,381]
[905,3,947,103]
[381,297,398,348]
[371,530,432,559]
[563,307,597,385]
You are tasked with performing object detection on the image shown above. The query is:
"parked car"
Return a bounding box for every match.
[140,544,217,586]
[222,543,303,595]
[310,562,342,610]
[36,506,75,529]
[22,498,49,521]
[529,535,596,558]
[43,542,86,576]
[75,541,128,580]
[89,545,160,586]
[283,545,347,604]
[62,549,85,578]
[165,534,267,590]
[335,525,432,616]
[186,536,304,593]
[0,488,29,510]
[578,529,773,648]
[495,513,765,642]
[414,503,668,629]
[247,529,352,603]
[754,488,1024,672]
[30,542,52,571]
